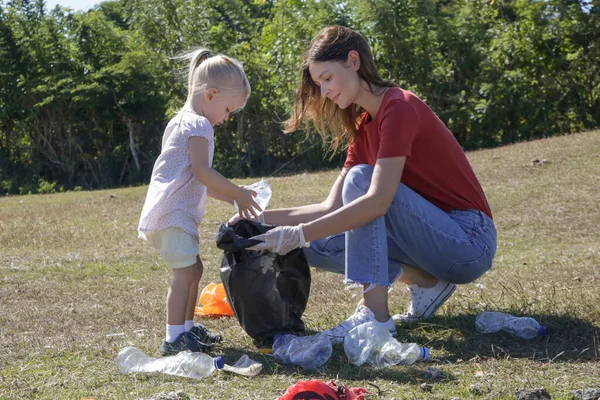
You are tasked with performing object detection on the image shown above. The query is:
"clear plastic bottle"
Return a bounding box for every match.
[222,354,263,377]
[117,347,224,379]
[344,321,430,368]
[475,312,548,339]
[272,333,332,369]
[234,180,272,219]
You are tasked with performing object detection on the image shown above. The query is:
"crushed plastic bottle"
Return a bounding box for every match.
[272,333,332,369]
[344,321,430,368]
[234,180,272,219]
[117,347,223,379]
[475,312,548,339]
[222,354,263,377]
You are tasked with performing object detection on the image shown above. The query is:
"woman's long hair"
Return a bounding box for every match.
[284,25,396,154]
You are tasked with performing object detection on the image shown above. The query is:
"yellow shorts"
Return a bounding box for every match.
[145,227,199,269]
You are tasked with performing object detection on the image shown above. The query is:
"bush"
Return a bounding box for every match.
[37,179,57,194]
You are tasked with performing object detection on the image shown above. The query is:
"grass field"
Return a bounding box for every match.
[1,130,599,399]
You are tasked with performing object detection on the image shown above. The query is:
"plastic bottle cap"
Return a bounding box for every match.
[213,356,225,370]
[537,326,548,337]
[420,347,430,361]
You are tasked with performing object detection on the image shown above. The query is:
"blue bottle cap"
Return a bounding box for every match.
[213,355,225,370]
[537,326,548,337]
[420,347,430,361]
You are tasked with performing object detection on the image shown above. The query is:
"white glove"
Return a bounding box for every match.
[247,224,309,255]
[227,212,265,226]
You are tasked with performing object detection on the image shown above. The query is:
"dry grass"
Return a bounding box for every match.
[1,130,599,399]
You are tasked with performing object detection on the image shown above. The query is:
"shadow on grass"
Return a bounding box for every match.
[397,312,599,363]
[220,345,443,385]
[220,327,452,385]
[218,313,598,384]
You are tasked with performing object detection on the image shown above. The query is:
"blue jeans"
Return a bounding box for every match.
[303,164,497,286]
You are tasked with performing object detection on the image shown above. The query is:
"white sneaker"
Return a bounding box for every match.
[393,280,456,323]
[322,305,396,345]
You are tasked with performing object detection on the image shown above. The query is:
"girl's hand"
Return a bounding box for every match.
[227,212,264,226]
[234,188,262,219]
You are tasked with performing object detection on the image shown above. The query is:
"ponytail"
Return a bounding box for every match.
[185,48,213,99]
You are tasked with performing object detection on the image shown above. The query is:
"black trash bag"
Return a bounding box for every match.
[216,220,311,344]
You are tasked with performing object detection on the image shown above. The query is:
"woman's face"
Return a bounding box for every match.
[309,53,361,109]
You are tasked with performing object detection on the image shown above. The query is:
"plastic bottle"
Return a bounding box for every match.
[234,180,272,218]
[222,354,263,377]
[344,321,430,368]
[272,333,333,369]
[475,312,548,339]
[117,347,224,379]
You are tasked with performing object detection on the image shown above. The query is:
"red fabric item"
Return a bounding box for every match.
[328,381,370,400]
[277,379,370,400]
[344,87,492,219]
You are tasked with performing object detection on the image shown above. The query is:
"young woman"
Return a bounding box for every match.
[245,26,496,343]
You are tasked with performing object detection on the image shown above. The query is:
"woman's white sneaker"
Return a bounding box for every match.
[322,305,396,344]
[393,280,456,323]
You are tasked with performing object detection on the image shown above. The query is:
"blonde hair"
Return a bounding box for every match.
[175,47,251,108]
[284,26,396,154]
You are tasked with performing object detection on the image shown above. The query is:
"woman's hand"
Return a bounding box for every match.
[247,225,309,255]
[234,188,262,220]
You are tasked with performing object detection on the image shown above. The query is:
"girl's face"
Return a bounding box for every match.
[308,52,361,109]
[200,89,246,126]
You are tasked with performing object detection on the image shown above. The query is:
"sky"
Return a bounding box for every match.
[45,0,100,11]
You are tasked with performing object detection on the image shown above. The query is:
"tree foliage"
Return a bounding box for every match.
[1,0,598,193]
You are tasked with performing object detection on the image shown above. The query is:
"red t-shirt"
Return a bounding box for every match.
[344,87,492,219]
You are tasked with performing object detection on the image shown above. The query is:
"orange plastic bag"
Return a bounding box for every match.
[194,282,234,318]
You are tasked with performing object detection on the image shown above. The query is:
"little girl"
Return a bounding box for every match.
[138,48,260,355]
